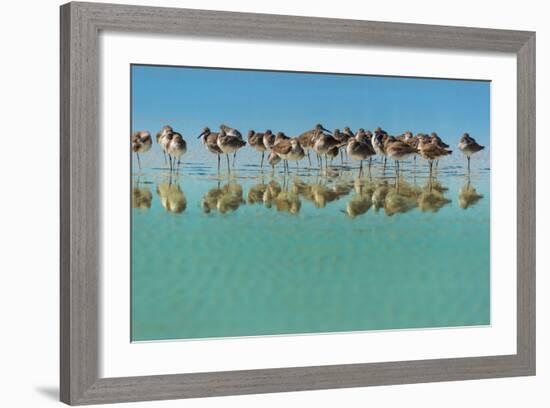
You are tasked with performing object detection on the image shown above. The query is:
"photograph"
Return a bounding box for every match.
[130,64,491,342]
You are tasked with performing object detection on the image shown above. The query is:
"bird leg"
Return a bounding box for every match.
[340,149,344,166]
[226,154,231,173]
[217,154,220,173]
[136,153,141,170]
[359,160,363,176]
[396,160,400,180]
[233,152,237,168]
[307,150,311,167]
[467,156,471,174]
[260,151,264,168]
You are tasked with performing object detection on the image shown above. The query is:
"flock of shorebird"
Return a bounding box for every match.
[131,123,486,176]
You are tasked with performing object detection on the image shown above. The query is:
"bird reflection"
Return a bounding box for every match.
[274,190,301,214]
[305,179,353,208]
[459,177,484,209]
[417,179,451,213]
[262,180,282,209]
[247,182,268,204]
[147,163,479,219]
[157,180,187,214]
[259,179,301,214]
[371,181,391,212]
[132,184,152,210]
[344,177,375,218]
[202,181,244,214]
[384,188,416,217]
[291,179,314,202]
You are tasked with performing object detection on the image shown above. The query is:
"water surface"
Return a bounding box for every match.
[131,147,490,341]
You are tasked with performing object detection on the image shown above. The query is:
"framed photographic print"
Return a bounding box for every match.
[60,2,536,405]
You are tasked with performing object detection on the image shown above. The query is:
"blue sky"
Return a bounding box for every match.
[131,64,490,146]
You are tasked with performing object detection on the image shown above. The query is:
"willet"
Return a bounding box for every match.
[458,133,485,173]
[430,132,449,149]
[248,130,268,168]
[219,124,242,138]
[341,127,355,161]
[131,131,152,170]
[346,133,376,175]
[399,131,415,143]
[198,127,223,173]
[167,132,187,172]
[313,131,341,170]
[356,129,375,167]
[159,131,174,170]
[418,136,452,176]
[331,129,349,165]
[399,131,417,160]
[267,151,281,172]
[262,130,275,152]
[356,129,373,143]
[343,127,355,140]
[274,131,291,144]
[217,128,246,172]
[220,124,243,167]
[384,137,419,178]
[372,127,389,168]
[297,123,331,166]
[156,125,173,164]
[430,132,451,168]
[271,138,305,172]
[327,145,339,164]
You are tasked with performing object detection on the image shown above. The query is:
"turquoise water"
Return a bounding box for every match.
[131,146,490,341]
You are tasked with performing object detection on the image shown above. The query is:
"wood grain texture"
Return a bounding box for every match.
[516,34,536,373]
[60,2,100,404]
[59,1,536,405]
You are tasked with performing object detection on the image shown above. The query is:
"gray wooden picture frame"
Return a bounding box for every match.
[60,1,536,405]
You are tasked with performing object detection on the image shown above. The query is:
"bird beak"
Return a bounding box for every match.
[322,126,330,133]
[197,131,205,139]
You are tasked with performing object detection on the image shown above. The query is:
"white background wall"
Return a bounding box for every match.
[0,0,546,407]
